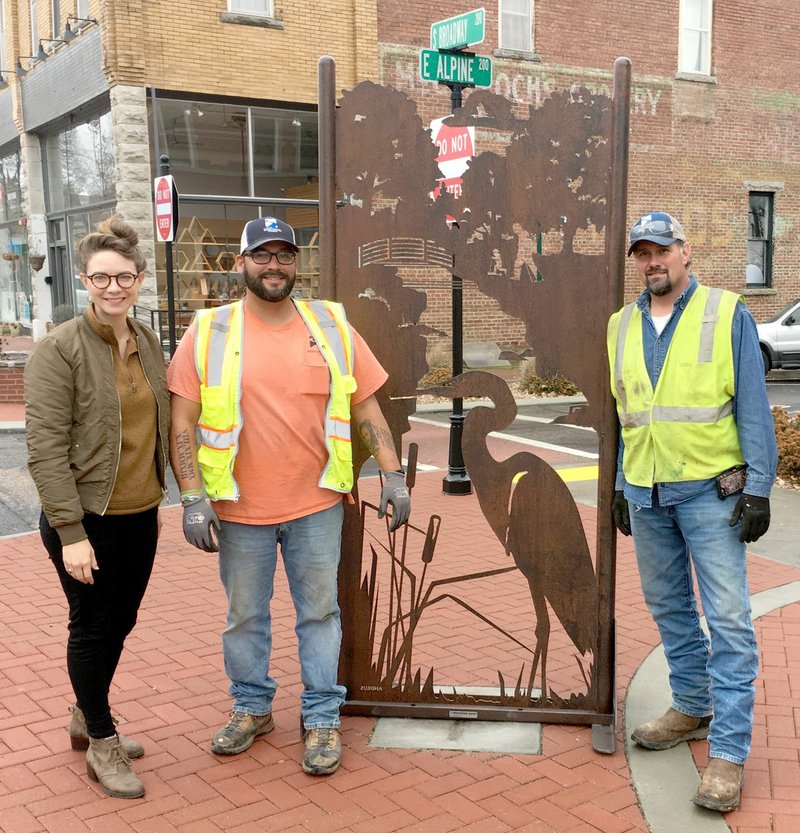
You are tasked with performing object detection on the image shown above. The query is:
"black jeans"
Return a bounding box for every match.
[40,508,158,739]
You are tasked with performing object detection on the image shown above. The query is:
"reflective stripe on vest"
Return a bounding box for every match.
[294,299,357,491]
[194,303,245,501]
[194,299,357,500]
[607,285,744,486]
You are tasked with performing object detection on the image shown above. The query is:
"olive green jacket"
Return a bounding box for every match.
[24,311,170,545]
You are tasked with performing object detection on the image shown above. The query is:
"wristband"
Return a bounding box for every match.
[180,490,203,504]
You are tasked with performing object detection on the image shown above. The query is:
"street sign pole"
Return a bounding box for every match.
[423,9,491,495]
[442,82,471,496]
[158,155,177,357]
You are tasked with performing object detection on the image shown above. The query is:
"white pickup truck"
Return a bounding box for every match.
[757,299,800,374]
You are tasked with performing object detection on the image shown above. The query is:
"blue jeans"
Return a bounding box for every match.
[628,483,758,765]
[218,502,346,729]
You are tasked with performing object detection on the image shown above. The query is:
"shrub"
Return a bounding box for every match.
[51,304,77,327]
[419,341,452,388]
[773,407,800,487]
[0,321,22,335]
[519,362,580,396]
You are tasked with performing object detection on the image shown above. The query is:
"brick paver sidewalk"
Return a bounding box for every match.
[1,470,798,833]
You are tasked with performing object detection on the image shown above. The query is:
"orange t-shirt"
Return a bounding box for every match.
[167,304,388,524]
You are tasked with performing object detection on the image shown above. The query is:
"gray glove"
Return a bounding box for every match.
[729,494,770,543]
[378,470,411,532]
[182,497,221,552]
[612,490,631,536]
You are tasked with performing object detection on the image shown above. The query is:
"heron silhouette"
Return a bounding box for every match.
[427,371,598,700]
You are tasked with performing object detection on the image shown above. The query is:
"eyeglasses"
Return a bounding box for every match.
[245,250,296,265]
[84,272,140,288]
[630,219,674,240]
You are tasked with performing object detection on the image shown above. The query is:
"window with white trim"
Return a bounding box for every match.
[77,0,89,18]
[229,0,273,16]
[51,0,60,37]
[499,0,532,53]
[679,0,712,75]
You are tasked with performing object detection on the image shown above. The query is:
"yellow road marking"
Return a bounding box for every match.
[556,465,599,483]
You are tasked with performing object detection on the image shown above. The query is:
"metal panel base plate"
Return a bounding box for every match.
[370,716,542,755]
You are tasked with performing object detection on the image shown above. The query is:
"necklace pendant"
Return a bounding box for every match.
[131,382,138,393]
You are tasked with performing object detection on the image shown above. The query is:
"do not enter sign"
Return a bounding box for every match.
[153,175,179,242]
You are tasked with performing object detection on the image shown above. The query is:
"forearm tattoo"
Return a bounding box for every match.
[173,429,198,484]
[357,420,395,457]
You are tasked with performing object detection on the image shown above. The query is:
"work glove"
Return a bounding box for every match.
[182,497,221,552]
[729,494,770,543]
[612,490,631,536]
[378,471,411,532]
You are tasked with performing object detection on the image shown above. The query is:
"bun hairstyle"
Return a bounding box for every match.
[76,215,147,274]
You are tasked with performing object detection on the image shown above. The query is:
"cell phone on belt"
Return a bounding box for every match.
[716,465,747,499]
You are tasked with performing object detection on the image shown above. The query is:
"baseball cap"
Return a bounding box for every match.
[239,217,299,254]
[628,211,686,255]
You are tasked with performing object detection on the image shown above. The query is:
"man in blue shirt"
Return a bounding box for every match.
[609,212,777,813]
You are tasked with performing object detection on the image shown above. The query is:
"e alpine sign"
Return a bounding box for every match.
[420,49,492,88]
[430,8,485,51]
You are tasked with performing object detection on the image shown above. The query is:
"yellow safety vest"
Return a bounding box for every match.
[193,299,358,500]
[607,284,745,487]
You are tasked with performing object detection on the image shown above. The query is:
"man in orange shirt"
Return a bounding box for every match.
[168,217,409,776]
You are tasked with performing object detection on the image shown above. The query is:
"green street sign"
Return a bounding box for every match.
[420,49,492,88]
[430,8,486,51]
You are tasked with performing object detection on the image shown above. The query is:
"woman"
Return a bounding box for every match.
[24,217,169,799]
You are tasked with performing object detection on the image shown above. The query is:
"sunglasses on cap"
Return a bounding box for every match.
[629,218,676,240]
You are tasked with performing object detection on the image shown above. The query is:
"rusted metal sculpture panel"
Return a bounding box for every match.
[327,67,628,729]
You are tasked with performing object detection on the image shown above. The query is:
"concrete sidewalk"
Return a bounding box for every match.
[1,417,799,833]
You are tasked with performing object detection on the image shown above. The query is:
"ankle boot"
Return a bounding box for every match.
[86,735,145,799]
[69,705,144,759]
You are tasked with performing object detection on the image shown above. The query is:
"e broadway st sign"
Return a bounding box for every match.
[430,8,485,51]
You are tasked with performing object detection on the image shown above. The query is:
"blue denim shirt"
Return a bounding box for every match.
[615,277,778,508]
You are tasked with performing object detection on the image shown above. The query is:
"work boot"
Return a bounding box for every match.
[693,758,744,812]
[86,735,145,799]
[302,727,341,775]
[211,711,274,755]
[68,705,144,759]
[631,707,711,750]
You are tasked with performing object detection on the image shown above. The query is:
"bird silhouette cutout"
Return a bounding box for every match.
[425,371,598,700]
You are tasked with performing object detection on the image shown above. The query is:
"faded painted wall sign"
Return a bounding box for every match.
[385,46,664,118]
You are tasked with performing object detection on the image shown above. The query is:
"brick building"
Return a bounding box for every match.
[0,1,798,351]
[376,0,800,343]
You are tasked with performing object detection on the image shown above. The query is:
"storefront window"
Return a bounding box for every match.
[0,146,22,224]
[0,146,29,324]
[152,97,319,200]
[45,111,115,212]
[149,199,319,347]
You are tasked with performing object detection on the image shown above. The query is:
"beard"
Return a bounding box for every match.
[645,270,674,297]
[243,264,296,303]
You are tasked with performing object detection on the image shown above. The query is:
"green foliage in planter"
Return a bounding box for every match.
[51,305,77,327]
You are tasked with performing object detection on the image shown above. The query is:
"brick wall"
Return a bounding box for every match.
[103,0,378,103]
[377,1,800,344]
[0,364,24,404]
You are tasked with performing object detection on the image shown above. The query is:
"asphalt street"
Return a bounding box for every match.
[1,377,798,543]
